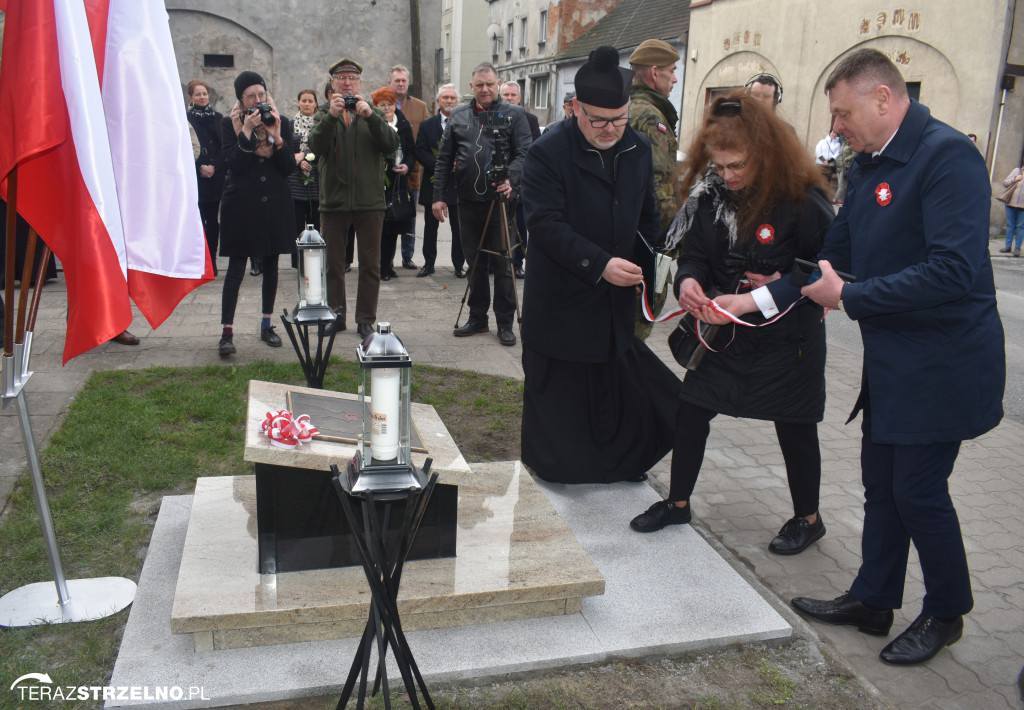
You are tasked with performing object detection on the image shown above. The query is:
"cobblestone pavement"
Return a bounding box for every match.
[2,218,1022,709]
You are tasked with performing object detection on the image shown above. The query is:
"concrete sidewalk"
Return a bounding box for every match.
[2,220,1022,709]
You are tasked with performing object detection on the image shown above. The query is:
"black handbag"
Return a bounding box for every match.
[666,288,724,371]
[385,176,415,222]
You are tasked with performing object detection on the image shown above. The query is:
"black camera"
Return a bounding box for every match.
[480,111,512,200]
[342,93,358,111]
[245,101,276,126]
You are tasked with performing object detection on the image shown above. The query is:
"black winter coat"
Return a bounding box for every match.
[218,115,296,258]
[675,184,834,423]
[520,119,661,363]
[383,110,416,232]
[186,107,225,203]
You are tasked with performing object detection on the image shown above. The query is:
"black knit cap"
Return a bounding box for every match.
[234,71,266,100]
[574,46,633,109]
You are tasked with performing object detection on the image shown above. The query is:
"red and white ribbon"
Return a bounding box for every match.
[260,410,319,450]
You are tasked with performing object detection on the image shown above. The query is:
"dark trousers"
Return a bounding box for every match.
[669,399,821,518]
[321,210,383,325]
[458,199,516,328]
[198,201,220,274]
[849,406,972,616]
[221,254,279,325]
[380,221,403,273]
[421,202,464,270]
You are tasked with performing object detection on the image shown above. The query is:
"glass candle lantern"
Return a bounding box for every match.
[294,224,334,322]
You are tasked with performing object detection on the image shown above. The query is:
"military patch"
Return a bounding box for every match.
[657,123,668,133]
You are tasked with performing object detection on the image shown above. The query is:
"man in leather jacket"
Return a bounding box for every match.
[432,62,532,346]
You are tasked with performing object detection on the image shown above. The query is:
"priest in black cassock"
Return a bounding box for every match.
[519,46,681,484]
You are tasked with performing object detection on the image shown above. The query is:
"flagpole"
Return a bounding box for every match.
[0,174,135,628]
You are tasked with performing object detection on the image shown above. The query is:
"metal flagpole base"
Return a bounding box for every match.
[1,354,137,628]
[0,577,136,627]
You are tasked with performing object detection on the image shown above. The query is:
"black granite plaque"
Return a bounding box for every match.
[255,462,457,574]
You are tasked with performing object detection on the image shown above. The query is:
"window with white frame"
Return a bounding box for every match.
[532,76,549,109]
[538,10,548,46]
[520,18,528,50]
[506,22,513,55]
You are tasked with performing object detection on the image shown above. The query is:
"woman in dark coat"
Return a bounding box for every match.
[217,70,295,356]
[372,87,416,280]
[630,92,835,556]
[185,78,225,275]
[288,88,321,267]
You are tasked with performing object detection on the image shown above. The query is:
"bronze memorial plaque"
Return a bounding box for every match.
[286,391,428,453]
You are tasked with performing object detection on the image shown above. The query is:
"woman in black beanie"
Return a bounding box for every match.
[216,71,295,355]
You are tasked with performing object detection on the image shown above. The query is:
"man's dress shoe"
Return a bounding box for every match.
[791,592,894,636]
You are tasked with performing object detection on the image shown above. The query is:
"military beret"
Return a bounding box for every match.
[329,58,363,76]
[628,39,680,67]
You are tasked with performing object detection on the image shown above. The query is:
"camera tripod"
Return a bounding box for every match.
[453,196,524,329]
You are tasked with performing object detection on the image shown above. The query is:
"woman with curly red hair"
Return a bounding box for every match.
[630,91,835,556]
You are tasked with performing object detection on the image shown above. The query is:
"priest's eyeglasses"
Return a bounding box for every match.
[579,104,631,128]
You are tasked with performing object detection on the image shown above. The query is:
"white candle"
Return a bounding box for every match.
[303,251,322,305]
[369,367,400,462]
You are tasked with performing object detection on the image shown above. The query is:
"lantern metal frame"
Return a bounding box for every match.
[341,323,425,497]
[293,223,334,323]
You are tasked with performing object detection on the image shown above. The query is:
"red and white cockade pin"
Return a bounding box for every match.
[756,223,775,244]
[875,182,892,206]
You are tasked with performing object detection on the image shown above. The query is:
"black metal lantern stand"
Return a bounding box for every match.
[329,324,437,709]
[281,224,337,388]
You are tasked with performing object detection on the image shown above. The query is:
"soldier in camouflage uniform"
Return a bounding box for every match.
[628,39,680,339]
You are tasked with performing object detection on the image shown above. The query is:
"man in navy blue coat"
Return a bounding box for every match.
[789,49,1005,666]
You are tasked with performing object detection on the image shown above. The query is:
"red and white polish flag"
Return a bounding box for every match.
[0,0,212,363]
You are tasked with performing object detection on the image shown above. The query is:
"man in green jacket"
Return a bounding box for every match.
[308,58,399,339]
[628,39,680,339]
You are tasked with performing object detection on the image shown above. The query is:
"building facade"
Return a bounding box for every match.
[683,0,1021,224]
[166,0,441,117]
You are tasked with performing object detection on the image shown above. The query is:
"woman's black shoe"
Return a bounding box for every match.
[260,326,282,347]
[768,515,826,555]
[629,500,691,533]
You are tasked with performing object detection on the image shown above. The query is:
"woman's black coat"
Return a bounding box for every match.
[217,114,296,258]
[675,185,834,423]
[187,108,225,203]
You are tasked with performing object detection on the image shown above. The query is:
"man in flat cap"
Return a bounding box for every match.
[519,46,680,485]
[629,38,681,339]
[308,58,398,339]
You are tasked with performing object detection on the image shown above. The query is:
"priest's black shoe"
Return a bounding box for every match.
[453,321,488,337]
[879,613,963,665]
[357,323,374,339]
[791,592,893,636]
[260,326,282,347]
[629,500,691,533]
[402,258,418,270]
[497,327,516,346]
[416,265,434,277]
[769,515,825,555]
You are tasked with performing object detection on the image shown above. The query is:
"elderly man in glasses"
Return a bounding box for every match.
[308,58,398,339]
[518,46,681,485]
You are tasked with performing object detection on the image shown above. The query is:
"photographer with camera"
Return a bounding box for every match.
[308,58,398,339]
[432,63,532,346]
[216,71,295,356]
